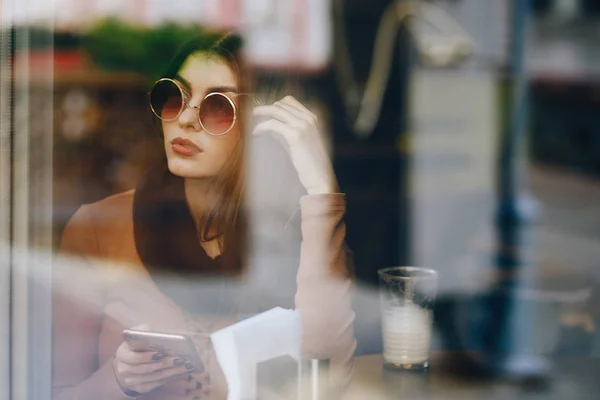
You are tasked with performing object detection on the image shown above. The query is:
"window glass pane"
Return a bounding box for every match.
[2,1,599,400]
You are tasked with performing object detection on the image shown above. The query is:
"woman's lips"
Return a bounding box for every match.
[171,137,202,156]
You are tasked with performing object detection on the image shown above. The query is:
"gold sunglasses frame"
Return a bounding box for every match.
[148,78,238,136]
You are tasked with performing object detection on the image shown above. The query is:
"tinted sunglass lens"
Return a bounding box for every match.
[200,94,235,135]
[150,80,183,120]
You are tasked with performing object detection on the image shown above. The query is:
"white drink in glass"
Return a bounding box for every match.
[382,302,432,368]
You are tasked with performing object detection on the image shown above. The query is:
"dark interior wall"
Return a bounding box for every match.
[322,0,413,287]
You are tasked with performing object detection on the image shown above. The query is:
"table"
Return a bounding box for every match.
[343,353,600,399]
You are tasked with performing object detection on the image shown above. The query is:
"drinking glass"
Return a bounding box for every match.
[378,267,438,370]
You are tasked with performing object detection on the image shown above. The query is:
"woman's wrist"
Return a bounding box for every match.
[306,178,339,195]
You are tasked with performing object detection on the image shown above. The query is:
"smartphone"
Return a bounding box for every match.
[123,329,204,369]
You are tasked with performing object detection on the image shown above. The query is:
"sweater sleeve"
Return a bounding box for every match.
[52,205,133,400]
[294,193,357,384]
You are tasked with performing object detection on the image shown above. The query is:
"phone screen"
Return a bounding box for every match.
[123,329,204,369]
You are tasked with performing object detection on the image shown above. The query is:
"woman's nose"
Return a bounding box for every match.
[178,104,202,131]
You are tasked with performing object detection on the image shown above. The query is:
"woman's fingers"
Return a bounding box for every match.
[252,119,300,146]
[253,105,298,127]
[130,379,169,394]
[254,98,316,127]
[118,346,164,365]
[120,364,192,388]
[274,101,317,127]
[117,356,188,375]
[280,95,317,118]
[114,338,200,395]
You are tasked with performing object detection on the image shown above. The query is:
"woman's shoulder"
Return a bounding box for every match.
[79,189,138,235]
[63,190,137,251]
[59,189,145,275]
[83,189,136,216]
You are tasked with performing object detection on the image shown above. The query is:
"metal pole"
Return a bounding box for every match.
[483,0,550,380]
[497,0,530,269]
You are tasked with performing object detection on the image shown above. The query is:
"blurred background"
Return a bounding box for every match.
[2,0,600,398]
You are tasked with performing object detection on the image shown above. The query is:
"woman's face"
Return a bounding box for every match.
[162,53,240,179]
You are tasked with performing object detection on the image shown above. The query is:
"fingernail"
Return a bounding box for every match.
[174,358,185,366]
[185,361,195,370]
[152,352,164,361]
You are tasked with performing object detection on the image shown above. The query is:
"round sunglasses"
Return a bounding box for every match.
[148,78,239,136]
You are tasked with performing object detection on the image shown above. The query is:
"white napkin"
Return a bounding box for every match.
[211,307,302,400]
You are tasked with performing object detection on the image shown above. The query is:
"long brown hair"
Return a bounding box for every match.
[157,32,248,245]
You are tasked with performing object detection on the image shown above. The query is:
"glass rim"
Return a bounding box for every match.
[377,266,438,280]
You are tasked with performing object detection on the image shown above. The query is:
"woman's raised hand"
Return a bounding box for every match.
[252,96,338,195]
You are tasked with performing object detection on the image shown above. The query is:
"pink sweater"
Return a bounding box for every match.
[52,190,356,400]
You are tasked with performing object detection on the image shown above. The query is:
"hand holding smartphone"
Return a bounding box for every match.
[111,327,204,396]
[123,329,204,369]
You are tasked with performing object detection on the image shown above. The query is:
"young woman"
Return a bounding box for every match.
[52,33,356,400]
